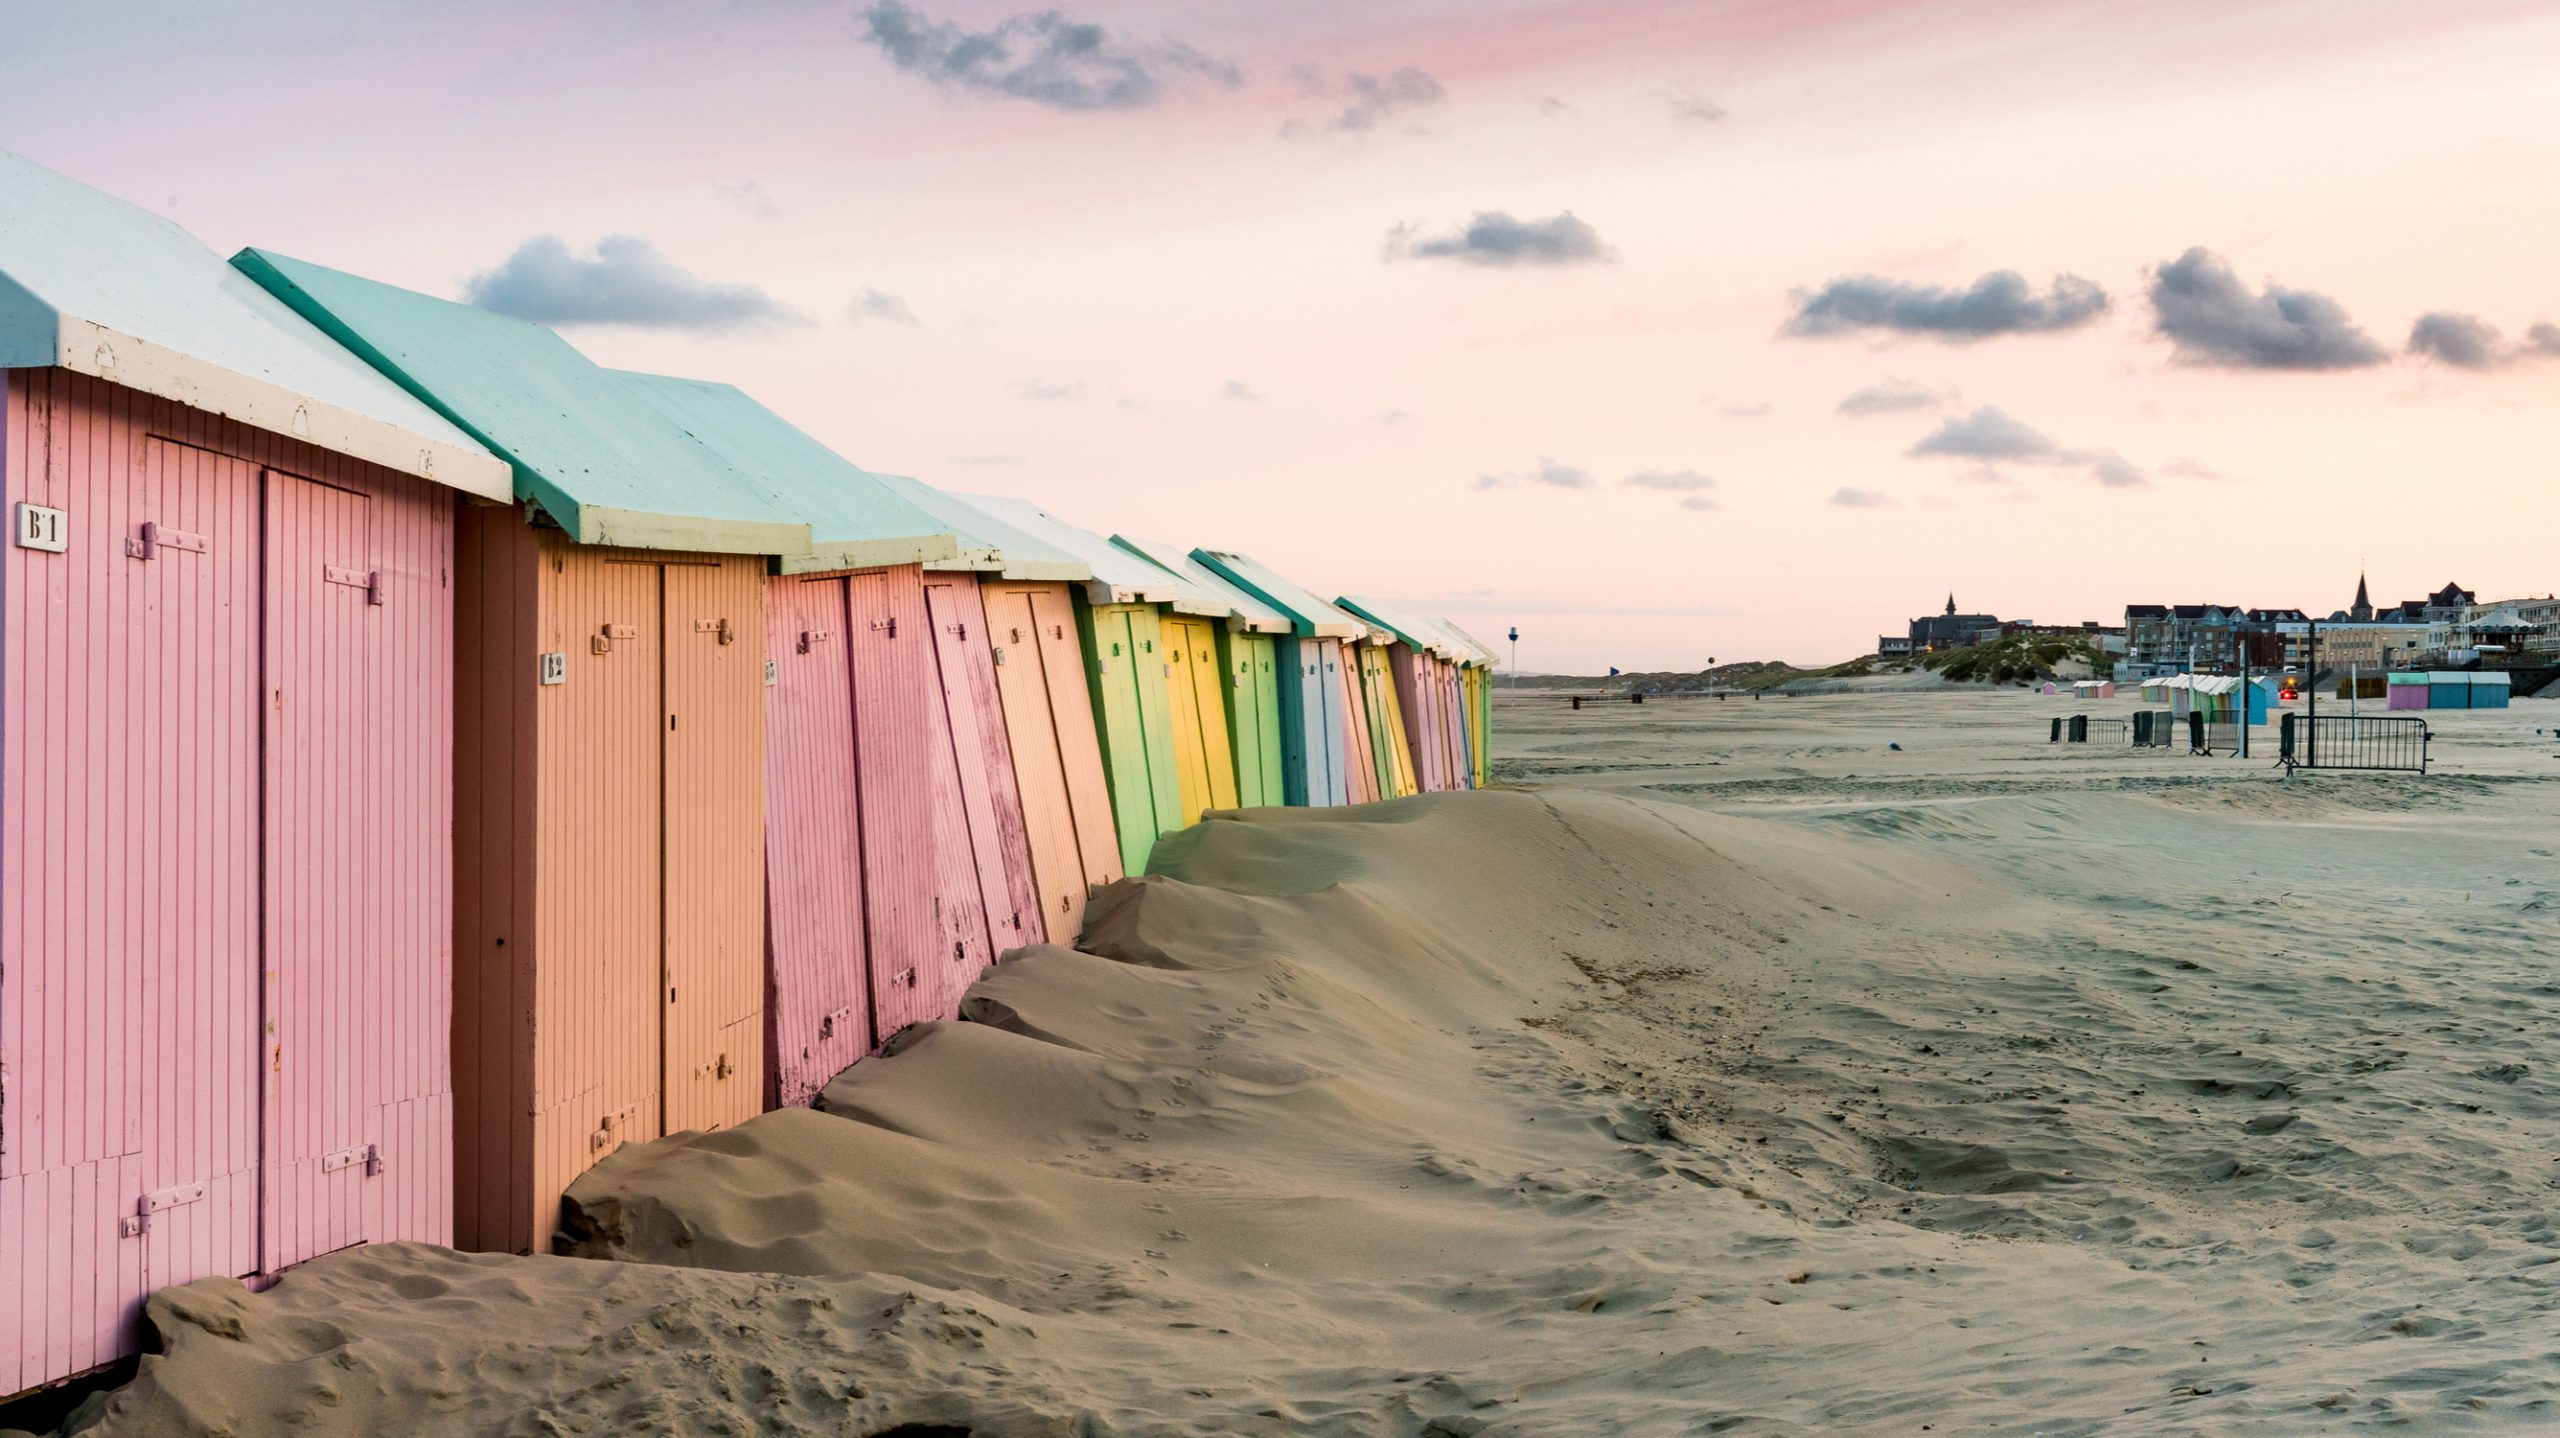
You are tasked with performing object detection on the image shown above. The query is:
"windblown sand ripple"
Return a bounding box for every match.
[40,690,2560,1435]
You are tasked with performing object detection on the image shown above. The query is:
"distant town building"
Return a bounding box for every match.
[1885,594,2002,655]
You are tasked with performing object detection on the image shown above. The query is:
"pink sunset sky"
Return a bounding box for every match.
[6,0,2556,673]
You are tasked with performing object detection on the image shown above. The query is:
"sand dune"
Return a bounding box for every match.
[38,691,2560,1434]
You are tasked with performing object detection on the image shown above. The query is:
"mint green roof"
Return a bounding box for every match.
[0,150,506,497]
[1336,596,1464,659]
[1191,549,1367,641]
[1110,536,1294,635]
[233,248,808,556]
[610,371,958,575]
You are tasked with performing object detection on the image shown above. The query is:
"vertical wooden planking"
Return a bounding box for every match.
[450,506,539,1252]
[922,578,1041,956]
[1314,639,1350,805]
[843,567,946,1039]
[660,558,764,1136]
[762,575,870,1107]
[1386,645,1435,793]
[1026,586,1120,893]
[904,576,993,1018]
[2,371,454,1391]
[979,583,1087,940]
[1337,644,1379,804]
[1079,604,1157,875]
[1160,616,1237,818]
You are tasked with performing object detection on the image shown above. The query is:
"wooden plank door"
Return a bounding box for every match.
[1024,586,1121,893]
[1220,632,1267,808]
[1311,639,1349,805]
[2,428,264,1387]
[1083,605,1158,874]
[924,578,1039,954]
[763,577,869,1105]
[552,557,664,1176]
[660,560,763,1135]
[1158,616,1216,825]
[261,471,384,1268]
[842,569,946,1037]
[981,585,1086,938]
[1166,617,1237,816]
[1238,635,1285,807]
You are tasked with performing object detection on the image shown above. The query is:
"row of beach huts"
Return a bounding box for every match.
[0,152,1496,1395]
[2048,671,2512,718]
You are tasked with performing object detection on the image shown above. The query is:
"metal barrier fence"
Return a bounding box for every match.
[2279,713,2430,774]
[2188,714,2244,755]
[2131,710,2176,747]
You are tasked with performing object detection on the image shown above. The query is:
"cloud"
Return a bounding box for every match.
[1221,379,1262,402]
[460,235,803,331]
[715,179,777,219]
[1474,457,1593,491]
[1828,487,1890,508]
[2146,247,2387,370]
[1907,405,2146,487]
[1622,469,1716,492]
[1837,378,1952,415]
[1389,211,1612,268]
[859,0,1241,112]
[1678,494,1718,512]
[1286,65,1442,137]
[2159,457,2234,482]
[1374,408,1411,426]
[2407,311,2560,370]
[1908,406,2061,462]
[1665,88,1726,125]
[849,288,918,325]
[1784,269,2108,342]
[1019,377,1086,401]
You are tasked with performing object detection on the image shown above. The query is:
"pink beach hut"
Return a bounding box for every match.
[2386,673,2430,710]
[0,153,512,1394]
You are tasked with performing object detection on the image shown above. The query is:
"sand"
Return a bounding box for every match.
[35,688,2560,1435]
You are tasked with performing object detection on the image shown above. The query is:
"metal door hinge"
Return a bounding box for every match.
[946,622,968,641]
[870,616,898,638]
[819,1005,853,1041]
[323,565,386,604]
[992,645,1008,666]
[124,521,206,561]
[321,1143,383,1176]
[799,628,834,652]
[694,617,736,644]
[121,1181,208,1237]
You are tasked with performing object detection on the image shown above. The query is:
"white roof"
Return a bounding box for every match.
[0,149,506,497]
[1110,535,1294,634]
[962,495,1229,616]
[1437,619,1501,668]
[869,473,1091,582]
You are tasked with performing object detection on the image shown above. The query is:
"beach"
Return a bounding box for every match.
[39,688,2560,1436]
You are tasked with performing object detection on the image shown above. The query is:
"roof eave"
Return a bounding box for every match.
[777,531,963,576]
[46,315,511,499]
[571,503,810,557]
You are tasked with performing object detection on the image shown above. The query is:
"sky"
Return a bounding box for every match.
[5,0,2557,673]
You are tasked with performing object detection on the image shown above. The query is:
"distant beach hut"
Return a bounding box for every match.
[963,497,1245,857]
[2043,681,2060,695]
[238,249,807,1254]
[2386,672,2431,710]
[1338,596,1472,792]
[1437,619,1500,788]
[867,475,1122,943]
[2429,672,2472,710]
[1192,550,1368,806]
[0,153,512,1393]
[1112,535,1296,809]
[1344,620,1412,799]
[2470,671,2511,710]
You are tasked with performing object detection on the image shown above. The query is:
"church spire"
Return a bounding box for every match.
[2351,569,2371,621]
[1945,592,1957,616]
